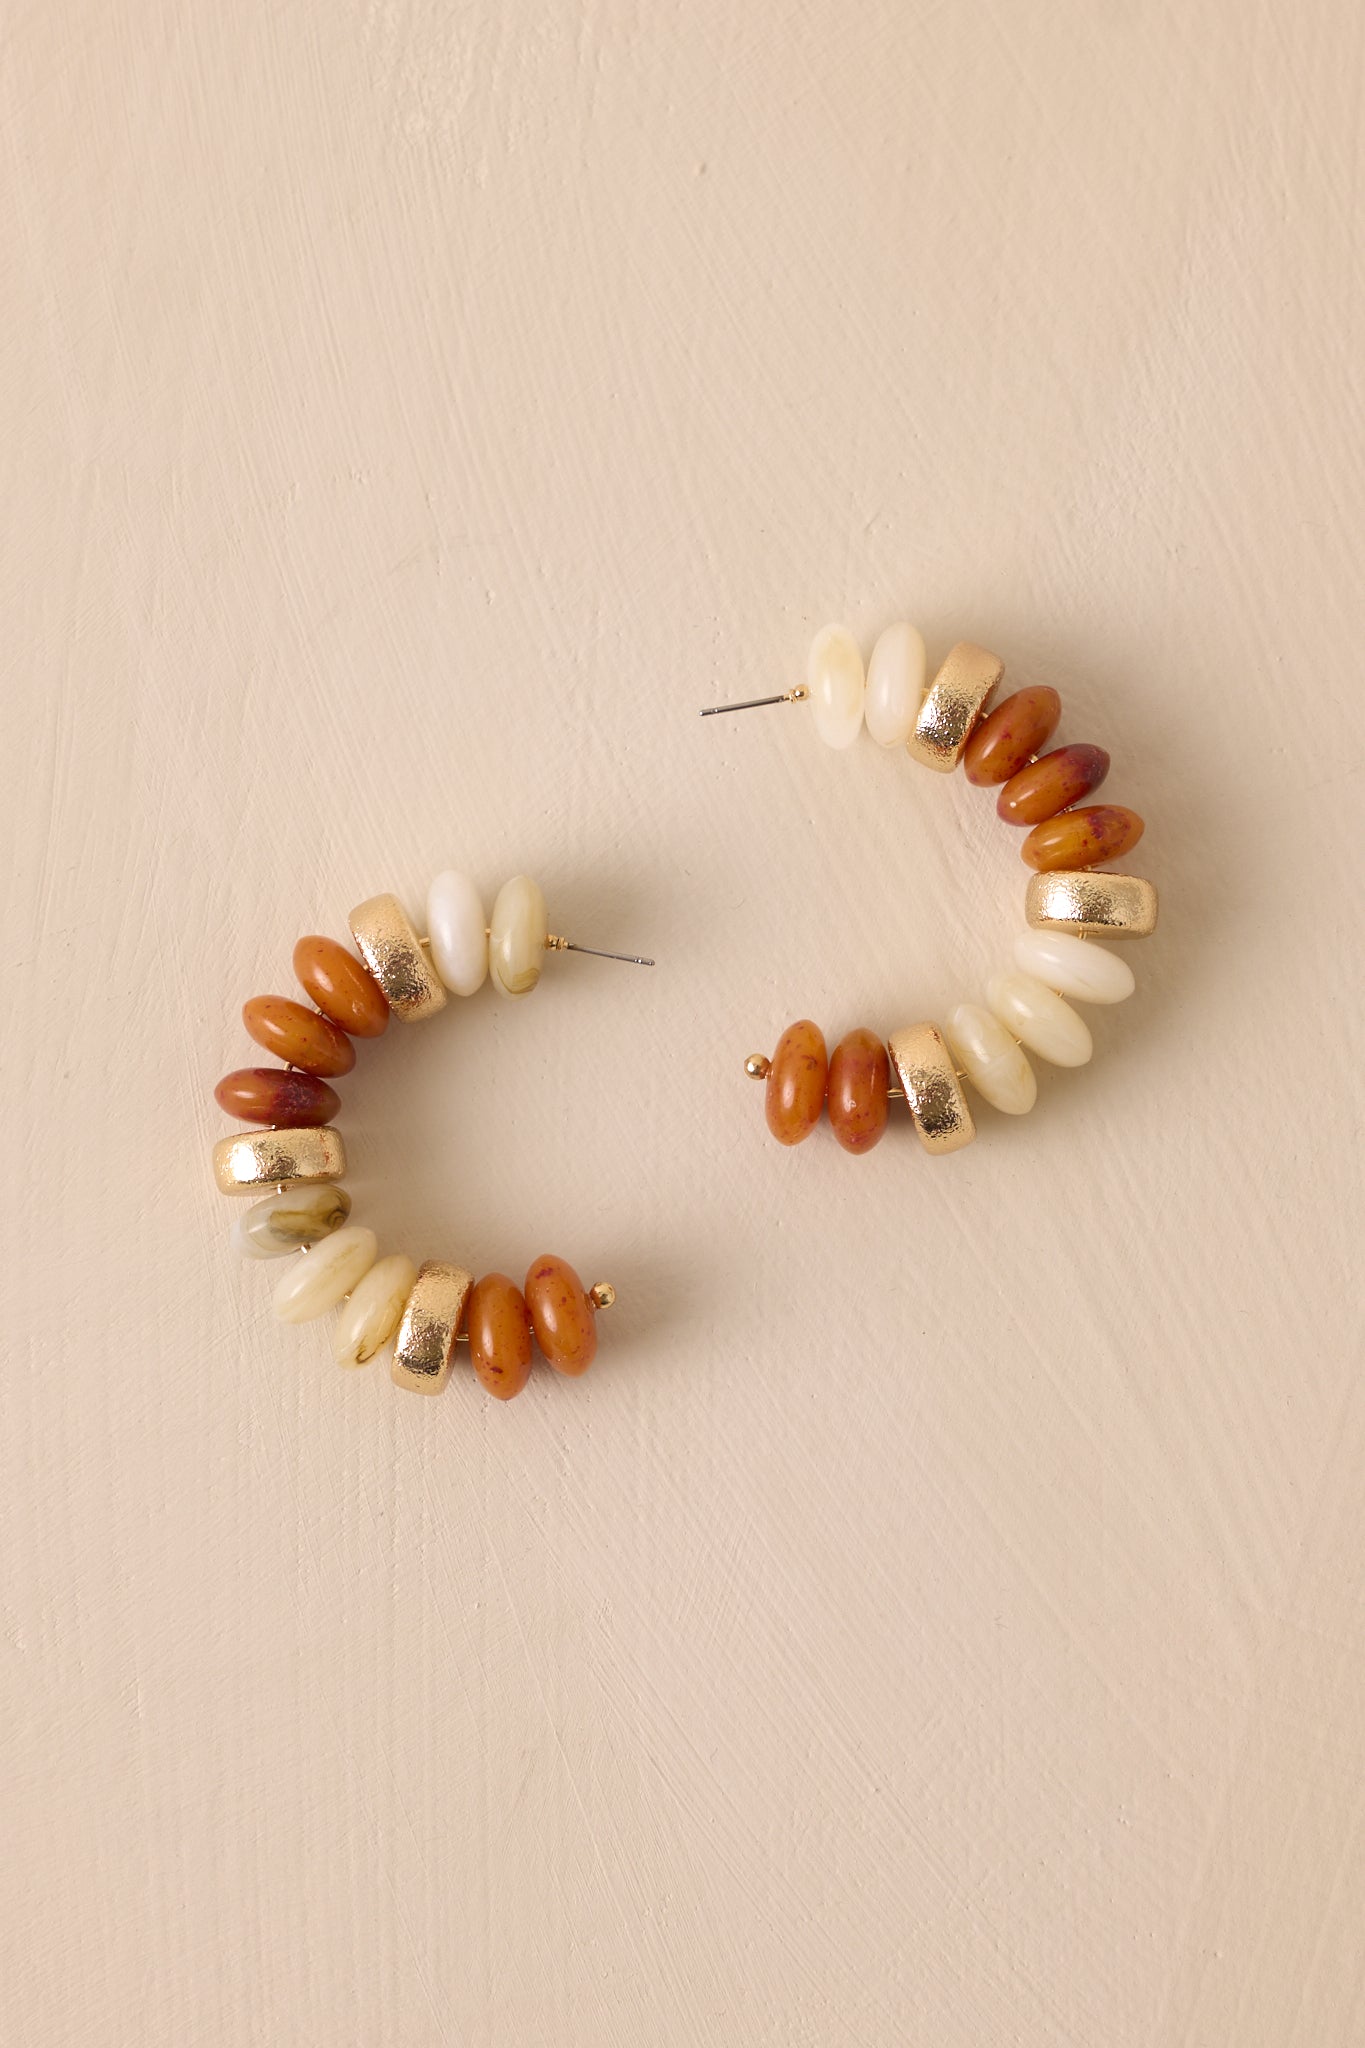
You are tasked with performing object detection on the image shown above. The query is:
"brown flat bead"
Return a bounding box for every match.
[292,935,390,1039]
[962,685,1061,786]
[213,1066,341,1127]
[997,743,1110,825]
[764,1019,828,1146]
[827,1028,890,1155]
[524,1255,597,1377]
[242,994,356,1077]
[1022,804,1145,872]
[467,1273,534,1400]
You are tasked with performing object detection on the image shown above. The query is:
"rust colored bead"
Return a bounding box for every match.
[292,935,390,1039]
[524,1255,598,1377]
[467,1273,534,1401]
[962,685,1062,786]
[1022,803,1145,872]
[997,743,1110,825]
[242,994,356,1077]
[213,1066,341,1127]
[764,1020,828,1146]
[826,1028,890,1155]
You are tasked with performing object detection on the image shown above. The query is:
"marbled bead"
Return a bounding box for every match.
[332,1253,418,1368]
[489,874,548,998]
[525,1255,598,1377]
[962,685,1061,786]
[826,1028,891,1154]
[986,972,1092,1067]
[272,1225,378,1324]
[944,1004,1037,1115]
[232,1182,352,1258]
[764,1019,828,1146]
[997,744,1109,825]
[1022,803,1144,872]
[293,935,389,1038]
[467,1273,535,1400]
[242,994,355,1077]
[213,1066,341,1127]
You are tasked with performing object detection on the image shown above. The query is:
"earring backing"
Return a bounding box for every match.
[706,620,1158,1156]
[209,869,651,1399]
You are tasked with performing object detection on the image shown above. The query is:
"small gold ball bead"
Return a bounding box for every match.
[745,1054,772,1080]
[589,1282,616,1311]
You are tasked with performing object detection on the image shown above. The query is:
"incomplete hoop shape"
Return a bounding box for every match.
[728,625,1160,1157]
[208,875,621,1400]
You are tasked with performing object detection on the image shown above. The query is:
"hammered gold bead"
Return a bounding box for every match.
[348,892,447,1022]
[1024,868,1159,939]
[211,1124,347,1195]
[391,1259,473,1395]
[905,641,1003,773]
[887,1024,976,1155]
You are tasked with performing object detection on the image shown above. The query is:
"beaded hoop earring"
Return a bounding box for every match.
[703,626,1158,1154]
[210,873,651,1396]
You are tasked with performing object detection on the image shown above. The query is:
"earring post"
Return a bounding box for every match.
[550,939,655,967]
[699,686,808,718]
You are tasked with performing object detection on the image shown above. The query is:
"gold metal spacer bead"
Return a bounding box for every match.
[589,1282,616,1311]
[745,1054,772,1079]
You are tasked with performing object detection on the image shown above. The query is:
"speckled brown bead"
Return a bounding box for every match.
[764,1020,828,1146]
[826,1028,890,1155]
[1022,804,1144,872]
[524,1255,598,1377]
[293,935,390,1038]
[213,1066,341,1127]
[242,995,356,1077]
[962,685,1062,786]
[467,1273,534,1400]
[997,744,1110,825]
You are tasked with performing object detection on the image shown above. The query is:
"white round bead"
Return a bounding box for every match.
[986,972,1093,1068]
[489,874,548,998]
[806,624,865,749]
[1013,929,1135,1005]
[944,1003,1037,1115]
[272,1225,378,1324]
[332,1253,418,1369]
[426,870,488,997]
[864,621,926,747]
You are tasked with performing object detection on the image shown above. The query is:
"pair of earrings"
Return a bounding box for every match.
[208,615,1158,1401]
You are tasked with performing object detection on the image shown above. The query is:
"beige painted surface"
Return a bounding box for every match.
[3,3,1364,2042]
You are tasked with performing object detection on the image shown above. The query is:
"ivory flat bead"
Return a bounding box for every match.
[944,1004,1037,1115]
[864,622,926,747]
[489,874,548,998]
[806,624,865,749]
[272,1225,378,1324]
[427,870,488,997]
[233,1182,352,1258]
[1013,930,1135,1005]
[332,1253,418,1368]
[986,972,1092,1067]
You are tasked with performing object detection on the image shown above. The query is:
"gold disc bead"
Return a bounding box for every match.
[348,892,448,1022]
[391,1259,474,1395]
[212,1124,347,1195]
[887,1024,976,1155]
[1024,868,1159,939]
[905,641,1004,773]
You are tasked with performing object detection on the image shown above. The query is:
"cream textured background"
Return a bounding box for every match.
[3,3,1363,2043]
